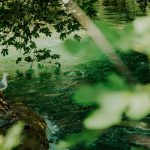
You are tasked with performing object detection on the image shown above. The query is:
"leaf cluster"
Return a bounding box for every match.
[59,16,150,149]
[0,0,98,63]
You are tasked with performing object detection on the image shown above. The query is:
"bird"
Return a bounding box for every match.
[0,73,8,96]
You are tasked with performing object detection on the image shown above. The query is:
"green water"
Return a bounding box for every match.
[1,0,150,150]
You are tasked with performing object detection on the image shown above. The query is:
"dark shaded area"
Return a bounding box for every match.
[77,50,150,84]
[118,50,150,84]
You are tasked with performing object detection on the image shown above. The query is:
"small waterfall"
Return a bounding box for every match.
[43,115,60,150]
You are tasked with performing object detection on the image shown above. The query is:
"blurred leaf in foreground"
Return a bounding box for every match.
[73,85,100,105]
[64,37,104,59]
[58,130,100,150]
[73,75,150,130]
[126,91,150,120]
[63,39,81,54]
[0,121,24,150]
[84,91,129,129]
[94,21,121,48]
[118,16,150,55]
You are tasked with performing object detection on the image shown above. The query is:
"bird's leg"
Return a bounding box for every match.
[0,92,10,110]
[0,91,2,98]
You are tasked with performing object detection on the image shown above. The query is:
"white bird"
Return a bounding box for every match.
[0,73,8,96]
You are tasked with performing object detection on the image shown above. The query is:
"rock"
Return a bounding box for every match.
[0,97,17,128]
[0,96,49,150]
[12,103,49,150]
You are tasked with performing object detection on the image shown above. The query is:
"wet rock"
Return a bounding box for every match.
[12,103,49,150]
[0,96,49,150]
[0,97,17,128]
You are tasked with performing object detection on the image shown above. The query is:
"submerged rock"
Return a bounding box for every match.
[0,96,49,150]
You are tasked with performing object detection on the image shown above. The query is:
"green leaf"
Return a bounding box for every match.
[116,23,134,50]
[58,130,100,149]
[1,48,9,56]
[94,20,121,47]
[126,92,150,120]
[16,57,22,64]
[24,56,33,62]
[3,121,24,150]
[84,92,129,129]
[64,39,81,54]
[117,16,150,54]
[107,74,129,90]
[74,34,81,41]
[73,85,99,105]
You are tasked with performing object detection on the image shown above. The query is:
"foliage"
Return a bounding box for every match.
[38,63,52,78]
[58,15,150,149]
[16,69,24,78]
[0,0,98,63]
[25,68,34,79]
[0,122,24,150]
[1,1,150,150]
[75,50,150,84]
[137,0,148,13]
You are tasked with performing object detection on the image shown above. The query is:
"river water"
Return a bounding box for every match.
[4,0,150,150]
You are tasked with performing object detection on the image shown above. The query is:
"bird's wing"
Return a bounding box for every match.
[0,82,5,89]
